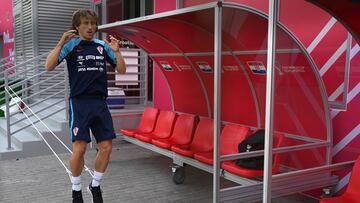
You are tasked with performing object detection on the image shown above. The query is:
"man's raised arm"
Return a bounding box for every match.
[45,30,76,71]
[104,35,126,74]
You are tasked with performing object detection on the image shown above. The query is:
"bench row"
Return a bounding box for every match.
[120,107,285,178]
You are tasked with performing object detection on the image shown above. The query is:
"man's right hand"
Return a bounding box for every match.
[58,30,77,46]
[45,30,77,71]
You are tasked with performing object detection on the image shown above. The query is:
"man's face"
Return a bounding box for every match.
[77,16,97,41]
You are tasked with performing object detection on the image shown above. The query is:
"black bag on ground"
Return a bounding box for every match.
[235,130,265,170]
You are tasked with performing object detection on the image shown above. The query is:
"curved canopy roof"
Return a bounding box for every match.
[99,2,331,155]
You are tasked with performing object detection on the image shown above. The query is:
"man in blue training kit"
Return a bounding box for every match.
[45,9,126,203]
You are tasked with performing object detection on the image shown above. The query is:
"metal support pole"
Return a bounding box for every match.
[4,70,13,150]
[23,77,28,104]
[263,0,279,202]
[140,0,146,16]
[101,0,107,40]
[176,0,183,9]
[213,2,222,203]
[64,64,70,121]
[343,33,352,108]
[144,51,149,105]
[34,58,40,94]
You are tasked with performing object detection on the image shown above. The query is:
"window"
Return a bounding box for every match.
[107,0,123,23]
[103,0,154,107]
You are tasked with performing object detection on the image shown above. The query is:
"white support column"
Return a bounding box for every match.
[140,0,146,16]
[213,1,222,203]
[263,0,279,202]
[101,0,108,40]
[64,64,69,121]
[176,0,183,9]
[342,33,352,107]
[4,71,12,150]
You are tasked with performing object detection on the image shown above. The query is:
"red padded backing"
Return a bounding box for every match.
[272,133,286,173]
[171,145,196,157]
[320,196,355,203]
[152,138,172,149]
[152,110,177,138]
[221,132,286,178]
[171,117,213,157]
[136,133,156,143]
[346,156,360,199]
[194,124,251,165]
[187,55,258,127]
[220,124,252,155]
[320,156,360,203]
[188,117,214,152]
[221,161,266,178]
[135,110,176,143]
[153,56,209,116]
[152,114,197,149]
[194,152,213,165]
[120,107,159,137]
[138,107,160,133]
[121,129,139,137]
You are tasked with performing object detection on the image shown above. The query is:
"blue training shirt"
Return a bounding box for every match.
[58,38,117,98]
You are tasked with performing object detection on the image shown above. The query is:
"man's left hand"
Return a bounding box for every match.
[104,35,120,52]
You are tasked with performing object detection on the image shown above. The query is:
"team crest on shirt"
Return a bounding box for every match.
[73,127,79,136]
[97,46,103,54]
[76,46,84,53]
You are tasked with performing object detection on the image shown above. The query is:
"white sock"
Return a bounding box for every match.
[71,176,81,191]
[91,171,104,187]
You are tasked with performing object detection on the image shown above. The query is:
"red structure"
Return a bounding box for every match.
[148,0,360,197]
[320,156,360,203]
[0,0,14,58]
[101,1,343,200]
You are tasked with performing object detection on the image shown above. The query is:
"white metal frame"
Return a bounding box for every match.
[263,0,279,201]
[328,32,352,110]
[213,2,222,202]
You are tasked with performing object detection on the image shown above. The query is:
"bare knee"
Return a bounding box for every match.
[98,140,112,155]
[72,141,87,156]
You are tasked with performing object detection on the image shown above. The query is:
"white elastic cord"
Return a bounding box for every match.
[5,87,94,178]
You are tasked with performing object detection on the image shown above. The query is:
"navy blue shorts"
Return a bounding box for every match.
[69,96,115,143]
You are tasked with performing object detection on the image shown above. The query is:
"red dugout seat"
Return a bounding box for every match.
[135,110,177,143]
[194,124,251,165]
[320,156,360,203]
[171,117,213,157]
[221,132,286,178]
[152,114,198,149]
[120,107,159,137]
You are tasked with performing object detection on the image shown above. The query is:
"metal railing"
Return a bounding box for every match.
[1,52,69,150]
[0,55,18,80]
[2,48,149,150]
[0,55,15,65]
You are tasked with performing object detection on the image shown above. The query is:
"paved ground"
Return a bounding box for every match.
[0,140,318,203]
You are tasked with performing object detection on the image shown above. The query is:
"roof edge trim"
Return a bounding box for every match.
[99,2,218,31]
